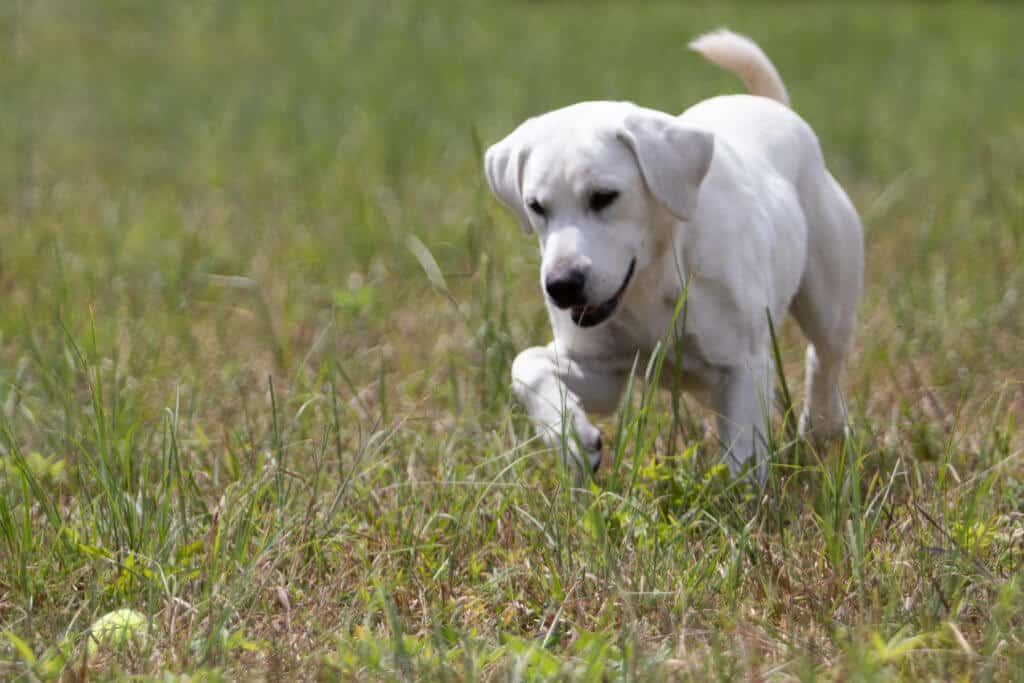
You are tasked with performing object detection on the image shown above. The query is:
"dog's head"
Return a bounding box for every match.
[485,102,713,327]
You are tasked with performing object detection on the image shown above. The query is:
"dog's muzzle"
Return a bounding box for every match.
[570,258,636,328]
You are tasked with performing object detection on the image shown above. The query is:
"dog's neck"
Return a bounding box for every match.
[590,214,688,351]
[633,211,690,308]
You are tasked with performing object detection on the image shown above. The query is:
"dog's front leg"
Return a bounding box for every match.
[511,343,627,475]
[713,353,774,483]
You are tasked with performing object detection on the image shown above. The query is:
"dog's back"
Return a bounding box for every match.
[691,30,863,447]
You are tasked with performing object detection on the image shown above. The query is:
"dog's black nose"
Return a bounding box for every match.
[545,268,587,308]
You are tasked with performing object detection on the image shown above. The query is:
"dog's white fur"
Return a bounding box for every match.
[485,29,863,480]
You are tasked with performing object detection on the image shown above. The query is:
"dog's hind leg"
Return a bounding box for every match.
[791,171,864,444]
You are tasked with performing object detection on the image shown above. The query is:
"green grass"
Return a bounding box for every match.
[2,0,1023,679]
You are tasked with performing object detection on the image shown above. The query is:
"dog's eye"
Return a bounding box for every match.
[527,199,547,217]
[589,190,619,212]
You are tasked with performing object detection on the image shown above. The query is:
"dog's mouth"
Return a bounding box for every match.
[570,258,636,328]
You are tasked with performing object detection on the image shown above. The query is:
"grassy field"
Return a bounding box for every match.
[2,0,1023,679]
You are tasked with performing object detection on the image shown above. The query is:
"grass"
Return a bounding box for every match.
[1,0,1023,679]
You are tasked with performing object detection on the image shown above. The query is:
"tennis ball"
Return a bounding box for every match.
[86,609,149,655]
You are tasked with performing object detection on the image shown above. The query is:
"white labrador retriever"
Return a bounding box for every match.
[485,30,863,480]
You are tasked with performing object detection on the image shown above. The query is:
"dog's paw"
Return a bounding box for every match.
[537,405,603,476]
[567,426,603,488]
[720,448,767,485]
[573,416,604,474]
[798,408,846,448]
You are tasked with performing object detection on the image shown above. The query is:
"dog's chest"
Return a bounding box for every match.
[593,302,727,395]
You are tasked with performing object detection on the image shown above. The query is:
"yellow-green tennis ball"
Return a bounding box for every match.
[86,609,148,655]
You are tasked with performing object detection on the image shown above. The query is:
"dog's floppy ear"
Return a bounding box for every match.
[484,131,533,234]
[617,112,714,221]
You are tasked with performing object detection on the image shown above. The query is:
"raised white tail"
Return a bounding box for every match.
[689,29,790,107]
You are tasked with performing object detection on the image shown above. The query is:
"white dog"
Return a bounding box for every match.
[484,30,863,480]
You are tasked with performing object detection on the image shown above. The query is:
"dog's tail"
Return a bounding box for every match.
[689,29,790,107]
